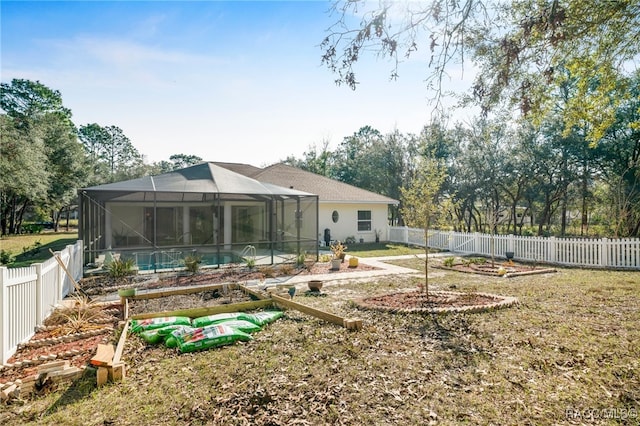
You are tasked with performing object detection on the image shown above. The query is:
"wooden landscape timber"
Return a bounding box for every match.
[128,299,274,320]
[124,283,363,330]
[128,282,242,300]
[269,293,363,330]
[91,319,130,387]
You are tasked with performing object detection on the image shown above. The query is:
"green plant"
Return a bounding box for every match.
[319,253,332,262]
[345,236,356,245]
[443,257,455,267]
[0,249,14,265]
[245,257,256,270]
[330,241,347,259]
[183,254,202,274]
[296,251,306,266]
[107,258,136,278]
[43,294,105,336]
[22,240,43,257]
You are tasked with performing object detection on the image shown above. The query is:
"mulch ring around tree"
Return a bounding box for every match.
[434,258,557,278]
[354,290,518,314]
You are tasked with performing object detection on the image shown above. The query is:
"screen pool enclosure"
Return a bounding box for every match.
[79,163,319,272]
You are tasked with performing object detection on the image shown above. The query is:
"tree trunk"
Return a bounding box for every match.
[424,217,430,299]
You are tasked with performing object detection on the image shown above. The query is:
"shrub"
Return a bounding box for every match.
[0,249,14,265]
[443,257,455,267]
[330,241,347,259]
[345,236,356,245]
[319,254,332,263]
[44,294,104,335]
[108,258,137,278]
[183,254,202,274]
[245,257,256,270]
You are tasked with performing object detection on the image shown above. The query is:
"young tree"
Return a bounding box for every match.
[400,156,448,298]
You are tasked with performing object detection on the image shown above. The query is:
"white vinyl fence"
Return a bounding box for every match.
[389,227,640,269]
[0,241,83,364]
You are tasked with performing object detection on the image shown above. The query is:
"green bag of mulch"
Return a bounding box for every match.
[130,316,192,333]
[243,311,283,326]
[191,312,253,328]
[139,328,165,345]
[164,325,195,348]
[176,324,252,353]
[217,319,262,334]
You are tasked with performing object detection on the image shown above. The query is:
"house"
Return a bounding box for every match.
[78,162,318,271]
[215,162,399,246]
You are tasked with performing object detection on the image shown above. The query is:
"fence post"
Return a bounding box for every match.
[0,267,8,365]
[449,231,455,253]
[403,226,409,245]
[549,236,556,263]
[55,251,64,303]
[600,238,608,268]
[35,263,43,325]
[474,232,481,255]
[508,234,514,253]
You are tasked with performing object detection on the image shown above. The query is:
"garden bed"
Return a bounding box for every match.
[435,257,556,277]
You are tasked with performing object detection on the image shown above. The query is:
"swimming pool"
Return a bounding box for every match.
[130,250,245,272]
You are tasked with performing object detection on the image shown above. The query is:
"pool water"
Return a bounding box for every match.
[130,250,244,272]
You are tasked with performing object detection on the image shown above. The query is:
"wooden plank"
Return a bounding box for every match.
[37,360,69,373]
[112,320,130,365]
[238,284,270,300]
[344,318,363,331]
[270,294,347,327]
[109,363,126,382]
[122,296,129,320]
[130,283,240,300]
[90,343,115,367]
[96,367,109,387]
[129,299,274,320]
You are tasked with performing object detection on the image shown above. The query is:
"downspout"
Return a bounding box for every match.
[315,195,319,261]
[296,197,301,258]
[216,193,221,268]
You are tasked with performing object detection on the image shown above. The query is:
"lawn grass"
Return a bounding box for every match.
[344,242,426,258]
[2,258,638,425]
[0,232,79,267]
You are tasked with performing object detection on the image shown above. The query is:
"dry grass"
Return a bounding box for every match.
[2,262,639,425]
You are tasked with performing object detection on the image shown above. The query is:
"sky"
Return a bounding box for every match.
[1,0,474,167]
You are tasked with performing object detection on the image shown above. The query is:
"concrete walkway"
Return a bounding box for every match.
[251,252,449,290]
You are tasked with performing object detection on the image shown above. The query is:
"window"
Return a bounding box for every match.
[332,210,339,223]
[357,210,371,231]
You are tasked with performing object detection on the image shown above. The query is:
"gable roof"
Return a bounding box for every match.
[82,162,313,197]
[218,162,398,205]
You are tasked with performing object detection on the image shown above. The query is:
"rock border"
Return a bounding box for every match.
[354,290,518,314]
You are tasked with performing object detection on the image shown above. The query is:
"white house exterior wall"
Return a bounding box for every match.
[319,202,389,244]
